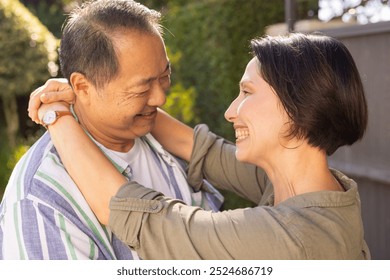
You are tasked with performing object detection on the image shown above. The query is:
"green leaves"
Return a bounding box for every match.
[163,0,285,139]
[0,0,59,98]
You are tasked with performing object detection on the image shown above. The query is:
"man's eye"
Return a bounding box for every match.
[160,75,171,88]
[129,90,149,98]
[137,90,149,96]
[160,75,170,82]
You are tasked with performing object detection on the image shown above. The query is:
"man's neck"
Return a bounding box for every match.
[73,105,135,153]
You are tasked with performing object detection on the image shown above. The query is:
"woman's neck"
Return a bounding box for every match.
[258,143,343,205]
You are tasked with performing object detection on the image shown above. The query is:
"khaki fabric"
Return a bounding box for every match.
[108,124,370,260]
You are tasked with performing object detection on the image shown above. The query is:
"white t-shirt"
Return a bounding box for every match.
[110,136,192,205]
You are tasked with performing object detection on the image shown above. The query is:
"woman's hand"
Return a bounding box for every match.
[28,78,75,124]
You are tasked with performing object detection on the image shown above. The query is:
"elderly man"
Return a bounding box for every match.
[0,0,222,260]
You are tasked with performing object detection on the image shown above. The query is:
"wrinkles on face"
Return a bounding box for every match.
[116,91,148,107]
[75,31,169,152]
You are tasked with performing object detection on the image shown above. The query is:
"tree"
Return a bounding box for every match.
[0,0,58,148]
[163,0,285,139]
[20,0,76,38]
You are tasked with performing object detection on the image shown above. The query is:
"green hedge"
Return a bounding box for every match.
[0,0,58,99]
[163,0,285,140]
[0,132,30,198]
[20,0,73,38]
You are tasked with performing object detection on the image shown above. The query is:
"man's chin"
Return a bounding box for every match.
[131,123,154,138]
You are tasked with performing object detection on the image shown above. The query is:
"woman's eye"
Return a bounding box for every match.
[242,90,251,96]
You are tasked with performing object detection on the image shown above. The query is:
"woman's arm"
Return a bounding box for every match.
[39,104,126,225]
[28,81,194,162]
[109,181,288,260]
[151,109,194,161]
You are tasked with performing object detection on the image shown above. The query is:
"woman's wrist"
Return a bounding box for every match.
[37,102,71,127]
[47,114,75,131]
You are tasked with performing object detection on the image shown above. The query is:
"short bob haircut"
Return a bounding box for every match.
[251,33,368,155]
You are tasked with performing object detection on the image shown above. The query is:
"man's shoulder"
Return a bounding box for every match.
[4,132,72,202]
[1,132,96,225]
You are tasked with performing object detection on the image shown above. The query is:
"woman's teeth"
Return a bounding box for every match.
[235,129,249,141]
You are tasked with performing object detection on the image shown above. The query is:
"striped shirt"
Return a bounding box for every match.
[0,132,223,259]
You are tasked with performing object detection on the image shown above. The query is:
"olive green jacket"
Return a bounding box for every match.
[108,124,370,259]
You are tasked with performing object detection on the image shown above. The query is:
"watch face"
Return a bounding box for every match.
[43,111,57,125]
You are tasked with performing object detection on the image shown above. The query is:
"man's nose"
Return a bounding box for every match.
[148,83,166,107]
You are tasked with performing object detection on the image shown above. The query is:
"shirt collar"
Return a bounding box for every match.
[70,106,129,175]
[278,169,358,208]
[92,140,129,175]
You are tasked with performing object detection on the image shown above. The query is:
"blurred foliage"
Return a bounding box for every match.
[163,83,199,124]
[140,0,187,11]
[0,128,36,198]
[0,0,59,148]
[0,0,59,97]
[162,0,285,141]
[20,0,76,38]
[0,130,10,197]
[6,143,29,171]
[162,47,199,124]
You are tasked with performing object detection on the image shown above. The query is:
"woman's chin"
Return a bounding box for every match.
[235,149,248,163]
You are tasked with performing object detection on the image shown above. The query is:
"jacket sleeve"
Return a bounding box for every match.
[108,181,302,260]
[187,124,273,204]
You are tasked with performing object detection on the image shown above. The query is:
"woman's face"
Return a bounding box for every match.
[224,57,288,166]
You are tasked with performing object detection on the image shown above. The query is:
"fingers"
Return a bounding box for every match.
[28,85,45,123]
[40,87,75,105]
[27,78,73,124]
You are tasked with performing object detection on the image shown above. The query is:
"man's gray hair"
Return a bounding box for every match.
[60,0,162,88]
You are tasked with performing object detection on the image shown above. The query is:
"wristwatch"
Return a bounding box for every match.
[41,110,73,129]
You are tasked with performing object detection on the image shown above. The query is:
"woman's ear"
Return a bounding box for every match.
[70,72,92,104]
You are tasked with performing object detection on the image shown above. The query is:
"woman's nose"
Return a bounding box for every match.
[224,96,240,122]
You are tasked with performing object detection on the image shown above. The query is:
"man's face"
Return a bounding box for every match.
[75,30,170,152]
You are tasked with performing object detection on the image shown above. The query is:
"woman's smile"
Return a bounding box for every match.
[235,126,250,142]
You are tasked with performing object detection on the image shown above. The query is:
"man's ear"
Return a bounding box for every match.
[70,72,92,104]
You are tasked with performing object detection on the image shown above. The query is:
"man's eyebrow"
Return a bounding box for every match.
[130,62,171,88]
